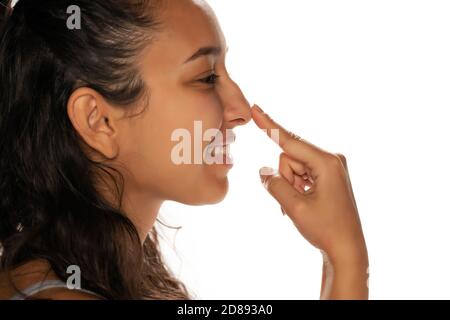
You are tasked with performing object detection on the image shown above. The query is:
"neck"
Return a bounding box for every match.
[121,190,164,244]
[93,169,164,244]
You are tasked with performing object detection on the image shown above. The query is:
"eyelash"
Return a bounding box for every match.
[199,73,220,86]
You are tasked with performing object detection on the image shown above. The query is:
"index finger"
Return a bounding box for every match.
[251,105,325,168]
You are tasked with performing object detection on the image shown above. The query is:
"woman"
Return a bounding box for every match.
[0,0,368,299]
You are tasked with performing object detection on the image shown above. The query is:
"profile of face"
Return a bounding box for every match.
[68,0,251,208]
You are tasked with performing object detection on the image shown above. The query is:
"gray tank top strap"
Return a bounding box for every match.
[9,279,104,300]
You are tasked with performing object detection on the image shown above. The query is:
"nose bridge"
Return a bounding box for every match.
[220,77,252,128]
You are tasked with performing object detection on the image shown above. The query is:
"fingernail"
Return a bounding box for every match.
[259,167,275,176]
[259,167,275,186]
[253,104,264,114]
[280,206,287,216]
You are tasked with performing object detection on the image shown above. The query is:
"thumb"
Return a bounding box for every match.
[259,167,308,217]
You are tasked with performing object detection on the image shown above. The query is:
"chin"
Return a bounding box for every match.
[180,177,229,206]
[204,174,230,204]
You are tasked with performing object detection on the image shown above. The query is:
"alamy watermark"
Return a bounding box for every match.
[66,264,81,290]
[170,121,280,165]
[66,5,81,30]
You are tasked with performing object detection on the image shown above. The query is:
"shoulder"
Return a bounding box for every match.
[0,259,102,300]
[27,287,102,300]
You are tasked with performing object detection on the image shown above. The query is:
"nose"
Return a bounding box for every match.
[219,76,252,129]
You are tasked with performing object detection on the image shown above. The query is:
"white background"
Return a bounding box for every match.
[159,0,450,299]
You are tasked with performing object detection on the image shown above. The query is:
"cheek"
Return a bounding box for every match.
[119,89,227,203]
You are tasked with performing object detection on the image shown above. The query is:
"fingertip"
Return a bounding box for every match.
[251,105,269,129]
[259,166,276,187]
[259,166,275,176]
[252,104,265,114]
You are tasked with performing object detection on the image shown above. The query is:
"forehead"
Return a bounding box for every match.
[162,0,224,44]
[145,0,225,66]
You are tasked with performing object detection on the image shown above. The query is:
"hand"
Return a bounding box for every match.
[252,105,369,299]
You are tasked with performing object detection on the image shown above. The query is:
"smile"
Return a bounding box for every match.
[207,130,236,166]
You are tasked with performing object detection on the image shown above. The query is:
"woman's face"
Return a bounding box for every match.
[116,0,251,205]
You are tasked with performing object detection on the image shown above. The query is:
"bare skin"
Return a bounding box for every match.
[67,0,251,241]
[253,106,369,299]
[1,0,250,300]
[0,0,368,299]
[0,260,99,300]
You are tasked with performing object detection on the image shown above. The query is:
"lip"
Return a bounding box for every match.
[208,130,236,148]
[206,130,235,168]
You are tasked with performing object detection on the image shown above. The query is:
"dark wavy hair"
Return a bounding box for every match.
[0,0,190,299]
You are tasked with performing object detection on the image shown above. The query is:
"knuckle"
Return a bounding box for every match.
[287,131,303,142]
[278,153,291,172]
[325,153,343,169]
[335,153,347,164]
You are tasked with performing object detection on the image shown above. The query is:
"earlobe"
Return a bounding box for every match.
[67,88,119,160]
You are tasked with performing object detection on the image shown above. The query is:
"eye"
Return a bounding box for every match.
[198,73,221,86]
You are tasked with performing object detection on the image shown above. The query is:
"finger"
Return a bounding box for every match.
[278,153,309,193]
[295,173,315,193]
[251,105,325,170]
[278,152,308,182]
[336,153,348,173]
[299,174,314,192]
[259,167,309,216]
[293,174,307,194]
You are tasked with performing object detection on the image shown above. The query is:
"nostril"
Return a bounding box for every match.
[233,118,247,126]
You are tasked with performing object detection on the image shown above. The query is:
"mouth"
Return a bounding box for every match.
[207,130,236,166]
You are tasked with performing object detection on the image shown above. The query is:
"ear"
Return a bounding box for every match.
[67,87,121,160]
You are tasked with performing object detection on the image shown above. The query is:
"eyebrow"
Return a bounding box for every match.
[184,46,225,64]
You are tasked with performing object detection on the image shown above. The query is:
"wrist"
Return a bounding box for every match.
[320,249,370,300]
[325,237,369,270]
